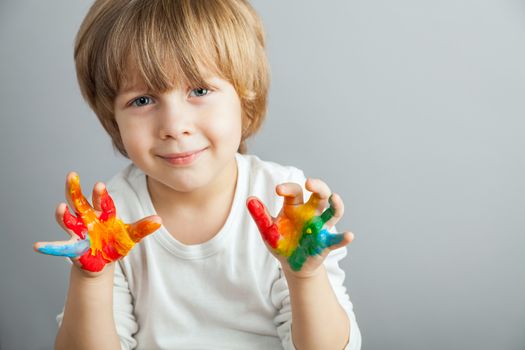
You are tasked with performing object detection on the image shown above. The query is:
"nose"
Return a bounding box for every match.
[157,94,194,140]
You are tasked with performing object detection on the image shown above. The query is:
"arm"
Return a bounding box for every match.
[285,265,350,350]
[55,264,120,350]
[247,177,360,350]
[33,172,160,349]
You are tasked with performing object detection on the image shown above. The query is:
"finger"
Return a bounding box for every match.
[127,215,162,243]
[304,178,331,210]
[246,196,280,249]
[65,172,96,222]
[33,238,90,258]
[324,231,354,251]
[92,183,116,222]
[276,183,304,205]
[57,203,87,239]
[321,193,344,229]
[91,182,104,212]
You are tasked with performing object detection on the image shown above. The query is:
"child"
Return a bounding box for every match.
[34,0,362,349]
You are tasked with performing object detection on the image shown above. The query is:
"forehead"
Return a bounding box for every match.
[117,54,220,94]
[118,69,150,94]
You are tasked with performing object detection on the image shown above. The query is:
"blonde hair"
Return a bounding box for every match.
[75,0,270,156]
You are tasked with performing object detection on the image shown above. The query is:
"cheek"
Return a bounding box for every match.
[220,99,242,136]
[220,112,242,136]
[116,119,150,156]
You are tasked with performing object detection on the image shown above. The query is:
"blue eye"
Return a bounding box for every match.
[190,88,210,97]
[131,96,152,107]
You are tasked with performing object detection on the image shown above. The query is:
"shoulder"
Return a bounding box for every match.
[237,153,308,215]
[237,153,306,186]
[104,163,146,222]
[105,163,141,192]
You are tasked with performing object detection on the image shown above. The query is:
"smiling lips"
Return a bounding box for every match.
[159,148,207,165]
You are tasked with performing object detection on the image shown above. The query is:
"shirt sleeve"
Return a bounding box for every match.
[112,261,139,350]
[55,261,139,350]
[270,167,362,350]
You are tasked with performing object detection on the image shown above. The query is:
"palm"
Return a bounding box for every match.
[247,179,352,274]
[34,173,161,272]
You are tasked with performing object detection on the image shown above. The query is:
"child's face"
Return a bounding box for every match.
[114,74,242,193]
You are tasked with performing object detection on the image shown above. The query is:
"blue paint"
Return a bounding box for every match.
[37,238,90,258]
[319,229,345,247]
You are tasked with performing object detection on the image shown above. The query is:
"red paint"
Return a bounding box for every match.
[247,198,280,248]
[78,249,109,272]
[102,240,123,261]
[99,188,116,222]
[63,206,87,239]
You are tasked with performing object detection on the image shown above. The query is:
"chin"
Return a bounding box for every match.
[165,174,209,193]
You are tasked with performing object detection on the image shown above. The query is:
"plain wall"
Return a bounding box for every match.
[1,1,524,349]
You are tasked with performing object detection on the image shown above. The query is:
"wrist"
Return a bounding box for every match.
[283,264,326,283]
[71,261,115,283]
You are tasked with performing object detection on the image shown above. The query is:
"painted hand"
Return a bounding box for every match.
[33,172,161,272]
[246,178,354,277]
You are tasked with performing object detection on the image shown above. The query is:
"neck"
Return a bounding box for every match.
[146,156,238,213]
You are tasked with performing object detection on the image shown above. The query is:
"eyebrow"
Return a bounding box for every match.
[118,84,148,95]
[117,74,222,97]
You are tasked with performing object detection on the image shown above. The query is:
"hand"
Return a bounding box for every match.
[246,178,354,278]
[33,172,161,274]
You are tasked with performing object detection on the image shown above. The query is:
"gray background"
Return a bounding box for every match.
[1,0,524,349]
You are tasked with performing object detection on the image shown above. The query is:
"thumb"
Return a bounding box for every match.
[127,215,162,243]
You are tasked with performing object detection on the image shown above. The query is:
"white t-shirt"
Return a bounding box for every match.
[57,153,362,350]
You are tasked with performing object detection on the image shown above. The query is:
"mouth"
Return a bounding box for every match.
[158,147,208,166]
